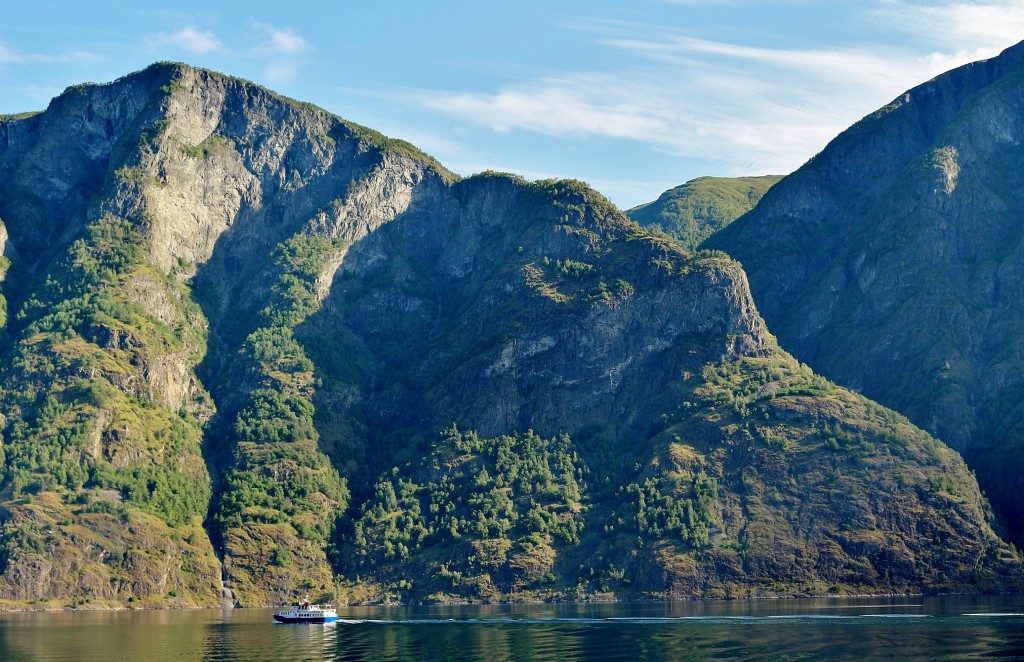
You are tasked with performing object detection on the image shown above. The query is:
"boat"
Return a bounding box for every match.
[273,600,340,624]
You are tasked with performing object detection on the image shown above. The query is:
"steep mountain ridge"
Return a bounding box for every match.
[0,63,449,606]
[704,41,1024,543]
[0,63,1017,608]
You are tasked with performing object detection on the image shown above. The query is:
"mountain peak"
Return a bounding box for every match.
[704,35,1024,545]
[628,175,782,250]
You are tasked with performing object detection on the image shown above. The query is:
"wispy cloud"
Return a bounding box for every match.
[244,23,310,85]
[872,1,1024,53]
[404,46,894,176]
[0,41,102,65]
[421,84,671,139]
[398,2,1024,179]
[151,27,224,54]
[0,43,20,64]
[263,62,301,85]
[254,23,310,54]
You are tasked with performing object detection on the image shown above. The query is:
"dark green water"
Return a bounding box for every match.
[1,596,1022,661]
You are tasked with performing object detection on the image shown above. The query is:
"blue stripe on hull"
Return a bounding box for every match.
[273,615,339,623]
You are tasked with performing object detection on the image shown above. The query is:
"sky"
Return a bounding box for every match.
[2,1,1024,209]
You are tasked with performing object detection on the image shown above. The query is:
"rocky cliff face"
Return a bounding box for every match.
[318,175,769,445]
[0,63,1017,608]
[704,41,1024,544]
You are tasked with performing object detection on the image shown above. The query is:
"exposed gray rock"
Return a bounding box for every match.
[705,40,1024,542]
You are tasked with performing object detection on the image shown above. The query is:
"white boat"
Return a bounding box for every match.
[273,601,339,623]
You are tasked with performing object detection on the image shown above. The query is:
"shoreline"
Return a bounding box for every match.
[1,589,1020,613]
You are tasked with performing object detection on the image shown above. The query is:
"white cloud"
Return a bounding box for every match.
[152,27,224,54]
[0,43,20,64]
[872,1,1024,53]
[0,41,102,65]
[401,3,1024,181]
[254,23,309,54]
[264,62,301,85]
[422,84,671,139]
[405,45,894,178]
[245,23,310,87]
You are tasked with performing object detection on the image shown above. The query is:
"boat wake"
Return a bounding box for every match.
[324,613,937,625]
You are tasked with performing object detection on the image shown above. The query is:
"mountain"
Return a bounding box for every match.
[0,63,1018,608]
[703,41,1024,545]
[627,176,782,250]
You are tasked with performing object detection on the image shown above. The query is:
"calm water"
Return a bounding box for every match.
[0,596,1022,661]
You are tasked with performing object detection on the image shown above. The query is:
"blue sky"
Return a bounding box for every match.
[2,1,1023,208]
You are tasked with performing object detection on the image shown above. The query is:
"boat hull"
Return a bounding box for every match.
[273,614,339,624]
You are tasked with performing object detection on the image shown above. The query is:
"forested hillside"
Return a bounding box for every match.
[704,40,1024,546]
[627,175,781,250]
[0,63,1017,608]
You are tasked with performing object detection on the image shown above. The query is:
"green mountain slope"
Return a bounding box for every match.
[627,176,782,250]
[0,63,1017,608]
[337,353,1019,603]
[704,41,1024,545]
